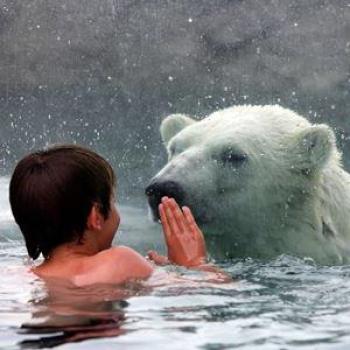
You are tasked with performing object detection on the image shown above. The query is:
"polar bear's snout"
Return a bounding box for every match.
[145,180,185,221]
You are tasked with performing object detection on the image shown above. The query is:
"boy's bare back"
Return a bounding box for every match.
[35,246,153,286]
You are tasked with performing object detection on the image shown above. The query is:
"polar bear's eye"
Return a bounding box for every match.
[220,151,247,166]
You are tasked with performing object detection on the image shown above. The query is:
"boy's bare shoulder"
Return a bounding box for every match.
[101,245,146,260]
[97,246,153,276]
[73,247,153,286]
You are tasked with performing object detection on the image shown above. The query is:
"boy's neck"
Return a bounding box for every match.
[44,230,103,263]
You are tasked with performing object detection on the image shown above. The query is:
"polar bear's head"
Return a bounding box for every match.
[146,105,338,249]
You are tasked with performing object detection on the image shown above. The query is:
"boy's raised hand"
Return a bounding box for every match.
[149,197,207,267]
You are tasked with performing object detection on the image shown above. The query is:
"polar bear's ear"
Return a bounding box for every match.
[160,114,196,145]
[290,125,335,172]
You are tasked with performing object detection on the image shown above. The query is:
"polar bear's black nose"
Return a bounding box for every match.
[145,181,185,217]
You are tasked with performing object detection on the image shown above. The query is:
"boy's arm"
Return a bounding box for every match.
[147,250,231,283]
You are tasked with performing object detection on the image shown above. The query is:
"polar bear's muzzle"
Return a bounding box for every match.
[145,180,185,221]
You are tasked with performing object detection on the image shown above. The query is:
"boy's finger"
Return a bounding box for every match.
[168,198,186,233]
[183,206,202,236]
[147,250,169,265]
[147,250,157,260]
[159,203,172,244]
[162,198,181,236]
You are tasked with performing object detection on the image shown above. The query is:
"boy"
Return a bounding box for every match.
[9,145,208,286]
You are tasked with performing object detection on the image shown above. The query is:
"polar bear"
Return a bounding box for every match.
[146,105,350,264]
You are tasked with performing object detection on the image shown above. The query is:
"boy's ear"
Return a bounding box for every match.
[87,204,103,230]
[160,114,196,146]
[289,125,335,172]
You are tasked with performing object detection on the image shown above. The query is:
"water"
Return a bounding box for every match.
[2,178,350,349]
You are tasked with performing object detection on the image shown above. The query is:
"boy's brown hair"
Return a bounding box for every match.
[9,145,116,260]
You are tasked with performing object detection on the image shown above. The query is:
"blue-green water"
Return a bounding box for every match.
[2,177,350,349]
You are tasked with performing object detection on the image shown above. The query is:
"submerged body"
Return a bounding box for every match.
[147,105,350,264]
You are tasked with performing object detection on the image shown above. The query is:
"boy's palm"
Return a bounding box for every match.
[158,197,206,267]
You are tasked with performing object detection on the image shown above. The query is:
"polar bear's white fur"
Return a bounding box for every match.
[146,105,350,263]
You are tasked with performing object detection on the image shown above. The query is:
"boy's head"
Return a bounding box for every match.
[9,145,116,260]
